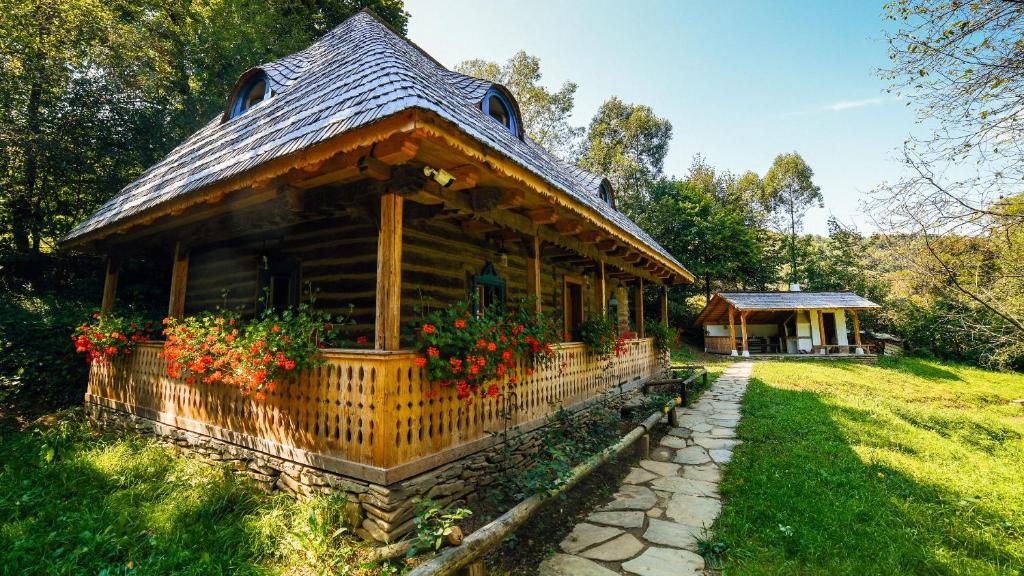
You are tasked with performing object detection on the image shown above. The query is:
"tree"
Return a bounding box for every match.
[872,0,1024,366]
[577,97,672,213]
[0,0,409,254]
[762,152,822,284]
[456,51,581,158]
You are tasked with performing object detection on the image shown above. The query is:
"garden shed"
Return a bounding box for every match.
[695,290,880,357]
[62,10,693,542]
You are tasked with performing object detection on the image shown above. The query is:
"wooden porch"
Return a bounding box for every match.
[86,339,665,484]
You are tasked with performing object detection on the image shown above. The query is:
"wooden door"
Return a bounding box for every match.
[563,277,584,340]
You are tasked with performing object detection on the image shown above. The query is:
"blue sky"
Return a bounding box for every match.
[406,0,917,234]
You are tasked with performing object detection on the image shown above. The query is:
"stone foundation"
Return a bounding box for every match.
[85,385,647,543]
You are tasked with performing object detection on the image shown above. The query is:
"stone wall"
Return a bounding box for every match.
[84,384,649,544]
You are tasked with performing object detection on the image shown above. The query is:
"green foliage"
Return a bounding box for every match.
[576,315,618,357]
[577,97,673,209]
[762,152,823,284]
[456,51,581,158]
[0,0,409,253]
[407,499,472,557]
[0,412,393,575]
[715,359,1024,574]
[645,321,677,353]
[412,298,559,400]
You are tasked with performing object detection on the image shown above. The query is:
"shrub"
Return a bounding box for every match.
[645,321,679,353]
[71,311,157,364]
[161,301,352,400]
[412,299,560,400]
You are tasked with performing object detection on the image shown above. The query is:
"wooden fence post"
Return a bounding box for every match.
[634,277,644,338]
[101,256,120,313]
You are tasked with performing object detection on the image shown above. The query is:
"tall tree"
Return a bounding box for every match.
[762,152,822,284]
[874,0,1024,346]
[0,0,409,254]
[456,51,581,158]
[577,97,672,213]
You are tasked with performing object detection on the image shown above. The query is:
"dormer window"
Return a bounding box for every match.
[230,72,270,119]
[599,181,615,209]
[481,88,519,137]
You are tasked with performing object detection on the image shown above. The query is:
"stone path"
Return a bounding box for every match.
[539,362,752,576]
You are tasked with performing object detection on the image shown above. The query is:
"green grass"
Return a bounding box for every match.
[0,413,404,576]
[715,357,1024,575]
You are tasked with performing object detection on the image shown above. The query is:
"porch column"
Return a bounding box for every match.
[101,256,120,313]
[375,191,403,350]
[595,261,606,316]
[740,311,749,357]
[167,242,189,319]
[851,309,864,354]
[728,307,738,356]
[634,277,644,338]
[659,285,668,324]
[817,309,828,354]
[526,235,542,313]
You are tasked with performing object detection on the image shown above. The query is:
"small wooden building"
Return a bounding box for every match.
[62,11,693,541]
[695,291,880,357]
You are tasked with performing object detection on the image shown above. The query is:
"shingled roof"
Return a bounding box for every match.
[695,291,881,325]
[63,11,690,278]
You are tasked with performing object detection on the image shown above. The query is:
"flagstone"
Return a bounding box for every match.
[643,518,703,549]
[623,467,659,485]
[580,533,645,561]
[649,475,718,497]
[539,554,620,576]
[587,510,645,528]
[639,460,680,477]
[672,446,711,465]
[621,546,705,576]
[560,523,622,554]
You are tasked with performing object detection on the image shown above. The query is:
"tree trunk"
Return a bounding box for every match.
[12,79,42,254]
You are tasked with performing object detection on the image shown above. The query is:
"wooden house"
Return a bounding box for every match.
[63,11,693,541]
[695,291,880,357]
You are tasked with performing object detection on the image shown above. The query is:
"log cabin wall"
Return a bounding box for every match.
[182,212,379,338]
[399,216,600,339]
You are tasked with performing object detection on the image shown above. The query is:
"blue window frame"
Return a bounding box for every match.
[230,73,270,119]
[599,181,614,208]
[481,88,519,137]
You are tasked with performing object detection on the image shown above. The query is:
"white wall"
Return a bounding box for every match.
[706,324,780,337]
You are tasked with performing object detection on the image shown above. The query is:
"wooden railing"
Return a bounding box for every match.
[704,335,735,354]
[813,344,875,354]
[86,339,665,483]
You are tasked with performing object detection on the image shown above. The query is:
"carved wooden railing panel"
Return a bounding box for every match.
[704,335,735,354]
[87,339,664,480]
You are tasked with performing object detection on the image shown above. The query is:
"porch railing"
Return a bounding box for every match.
[86,339,665,484]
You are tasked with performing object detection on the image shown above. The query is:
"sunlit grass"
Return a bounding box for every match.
[0,414,405,575]
[714,357,1024,575]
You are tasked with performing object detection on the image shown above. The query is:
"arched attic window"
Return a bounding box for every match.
[481,87,520,137]
[229,71,271,119]
[599,180,616,209]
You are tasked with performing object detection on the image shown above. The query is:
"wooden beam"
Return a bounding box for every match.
[553,219,583,235]
[526,207,557,224]
[357,155,392,181]
[817,310,827,350]
[596,261,606,316]
[446,165,480,192]
[851,310,862,347]
[635,277,645,338]
[728,307,737,353]
[527,235,541,313]
[740,311,749,354]
[101,256,119,313]
[168,242,189,319]
[461,219,498,234]
[372,133,421,165]
[596,239,617,252]
[578,230,601,244]
[375,192,403,350]
[623,252,642,263]
[660,285,668,324]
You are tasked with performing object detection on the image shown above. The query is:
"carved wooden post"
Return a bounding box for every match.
[817,310,828,354]
[101,256,120,313]
[728,307,738,356]
[851,309,863,354]
[167,242,189,319]
[595,261,607,316]
[740,311,749,357]
[634,277,644,338]
[659,285,668,324]
[527,235,541,313]
[375,191,403,350]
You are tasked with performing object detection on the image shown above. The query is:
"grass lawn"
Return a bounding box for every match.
[715,358,1024,575]
[0,413,406,576]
